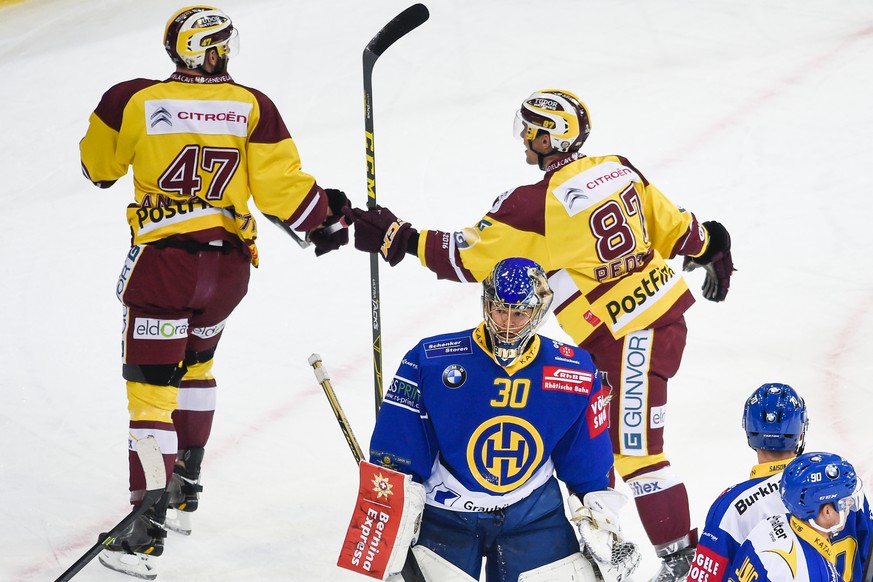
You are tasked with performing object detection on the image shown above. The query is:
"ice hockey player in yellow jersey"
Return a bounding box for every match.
[80,6,350,579]
[347,88,735,582]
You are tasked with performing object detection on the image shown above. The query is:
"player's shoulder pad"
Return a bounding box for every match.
[95,78,162,130]
[541,336,595,367]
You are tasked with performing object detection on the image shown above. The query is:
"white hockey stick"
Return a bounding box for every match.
[53,436,166,582]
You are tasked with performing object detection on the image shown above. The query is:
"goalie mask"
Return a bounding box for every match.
[742,383,808,454]
[165,6,239,72]
[482,258,553,367]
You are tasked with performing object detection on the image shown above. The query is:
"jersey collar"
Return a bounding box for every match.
[749,458,794,479]
[168,71,234,84]
[789,515,834,563]
[472,323,540,375]
[544,152,583,174]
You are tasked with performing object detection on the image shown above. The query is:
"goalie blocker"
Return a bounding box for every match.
[338,461,425,579]
[337,464,592,582]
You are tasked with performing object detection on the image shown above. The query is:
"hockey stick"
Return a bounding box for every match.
[308,354,426,582]
[363,3,430,416]
[308,353,364,463]
[53,436,167,582]
[264,214,310,249]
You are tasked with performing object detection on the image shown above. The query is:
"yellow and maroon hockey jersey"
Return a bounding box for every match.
[80,72,328,264]
[415,153,709,345]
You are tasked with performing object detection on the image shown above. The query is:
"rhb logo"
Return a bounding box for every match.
[542,366,593,394]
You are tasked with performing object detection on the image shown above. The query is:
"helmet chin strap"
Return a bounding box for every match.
[808,510,847,537]
[198,56,228,76]
[528,139,558,171]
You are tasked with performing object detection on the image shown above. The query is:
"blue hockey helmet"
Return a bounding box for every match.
[781,452,863,532]
[742,383,808,454]
[482,258,553,367]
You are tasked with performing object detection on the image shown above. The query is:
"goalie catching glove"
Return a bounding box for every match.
[569,489,641,582]
[683,220,734,302]
[337,461,425,580]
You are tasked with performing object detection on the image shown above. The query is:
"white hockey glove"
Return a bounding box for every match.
[569,490,641,582]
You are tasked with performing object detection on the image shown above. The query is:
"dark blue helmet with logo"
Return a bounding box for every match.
[742,383,808,453]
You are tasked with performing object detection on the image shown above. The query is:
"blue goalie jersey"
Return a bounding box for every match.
[368,323,614,513]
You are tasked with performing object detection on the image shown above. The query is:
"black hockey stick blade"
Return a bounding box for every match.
[53,436,167,582]
[365,4,429,59]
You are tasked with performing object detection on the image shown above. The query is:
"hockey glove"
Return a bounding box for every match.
[569,490,641,582]
[308,188,351,257]
[346,206,417,267]
[682,220,734,302]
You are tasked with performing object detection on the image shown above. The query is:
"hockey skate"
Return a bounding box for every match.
[648,544,695,582]
[98,506,166,580]
[165,447,204,535]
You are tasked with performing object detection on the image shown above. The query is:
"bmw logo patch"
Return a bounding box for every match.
[442,365,467,388]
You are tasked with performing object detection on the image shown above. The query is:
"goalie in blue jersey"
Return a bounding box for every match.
[358,258,642,582]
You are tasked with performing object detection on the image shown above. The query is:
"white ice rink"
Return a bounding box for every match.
[1,0,872,579]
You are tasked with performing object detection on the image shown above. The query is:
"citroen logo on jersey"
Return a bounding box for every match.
[466,416,543,493]
[442,365,466,388]
[150,107,173,128]
[563,187,589,209]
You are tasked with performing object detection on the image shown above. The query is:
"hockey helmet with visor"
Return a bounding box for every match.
[780,452,863,535]
[165,6,239,70]
[514,89,591,154]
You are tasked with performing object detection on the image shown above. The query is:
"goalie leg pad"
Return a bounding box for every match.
[518,551,598,582]
[337,461,424,580]
[407,545,478,582]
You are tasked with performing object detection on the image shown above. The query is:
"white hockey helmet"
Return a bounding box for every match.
[514,89,591,153]
[164,6,239,70]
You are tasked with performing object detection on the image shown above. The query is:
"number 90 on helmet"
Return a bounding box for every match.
[482,258,553,367]
[514,89,591,153]
[742,383,807,454]
[780,452,863,533]
[165,6,239,70]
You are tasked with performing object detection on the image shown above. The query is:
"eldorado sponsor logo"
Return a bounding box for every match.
[191,320,226,339]
[133,318,188,340]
